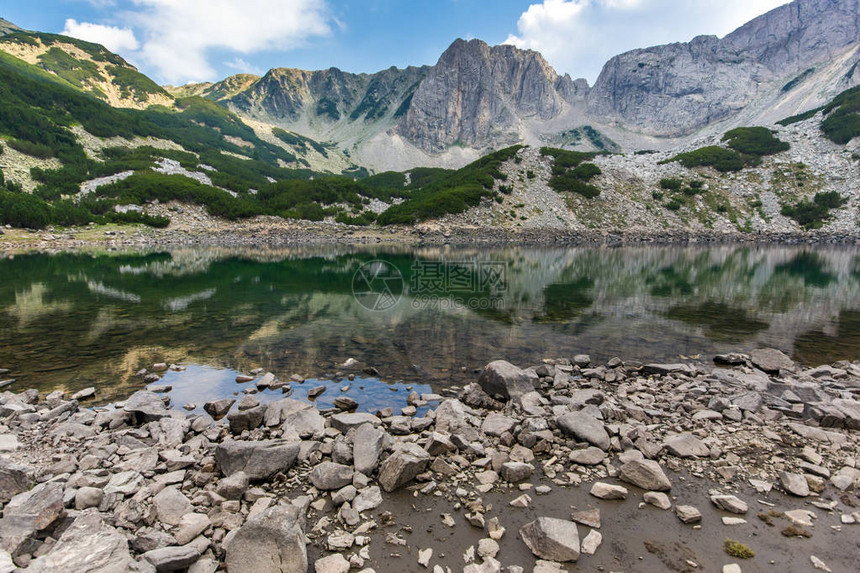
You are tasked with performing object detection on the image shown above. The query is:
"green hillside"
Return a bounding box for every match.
[0,43,542,230]
[0,27,168,104]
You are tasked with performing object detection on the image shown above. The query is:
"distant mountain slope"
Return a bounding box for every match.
[397,39,586,153]
[181,0,860,171]
[0,26,171,109]
[587,0,860,136]
[0,18,22,36]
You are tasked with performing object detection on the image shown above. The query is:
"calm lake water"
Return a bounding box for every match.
[0,244,858,409]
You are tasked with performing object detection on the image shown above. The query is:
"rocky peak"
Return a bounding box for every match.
[723,0,860,70]
[0,18,23,37]
[228,64,428,126]
[587,0,860,136]
[398,38,583,153]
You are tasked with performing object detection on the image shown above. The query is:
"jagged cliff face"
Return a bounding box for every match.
[587,0,860,136]
[155,0,860,168]
[226,65,429,127]
[397,39,584,152]
[211,38,588,161]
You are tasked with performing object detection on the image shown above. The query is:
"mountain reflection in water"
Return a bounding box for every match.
[0,244,857,403]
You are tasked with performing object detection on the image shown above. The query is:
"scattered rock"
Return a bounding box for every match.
[25,509,148,572]
[619,459,672,491]
[676,505,703,524]
[644,491,672,510]
[378,443,430,492]
[556,412,610,451]
[779,471,810,497]
[590,482,628,500]
[663,433,710,458]
[478,360,535,401]
[711,494,748,514]
[310,462,354,491]
[580,529,602,555]
[225,505,306,573]
[749,348,794,374]
[315,553,350,573]
[519,517,580,562]
[215,439,300,481]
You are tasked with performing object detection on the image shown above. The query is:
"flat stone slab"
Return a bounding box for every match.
[589,482,628,500]
[749,348,794,373]
[676,505,702,524]
[556,412,610,451]
[662,433,710,458]
[519,517,580,562]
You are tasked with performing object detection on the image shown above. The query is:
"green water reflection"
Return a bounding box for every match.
[0,244,857,401]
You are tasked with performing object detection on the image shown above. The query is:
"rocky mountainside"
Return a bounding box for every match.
[0,18,22,36]
[186,0,859,171]
[0,0,856,173]
[587,0,860,136]
[398,39,585,153]
[0,25,171,110]
[207,39,594,170]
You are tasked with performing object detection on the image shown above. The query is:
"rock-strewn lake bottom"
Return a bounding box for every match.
[1,349,858,572]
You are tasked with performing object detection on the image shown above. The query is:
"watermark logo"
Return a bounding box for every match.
[352,259,509,312]
[410,260,508,311]
[352,260,404,312]
[410,260,508,295]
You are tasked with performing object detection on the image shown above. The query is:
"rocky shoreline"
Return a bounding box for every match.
[1,219,860,252]
[1,350,859,573]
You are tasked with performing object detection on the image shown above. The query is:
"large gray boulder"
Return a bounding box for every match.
[227,405,266,435]
[264,399,325,439]
[619,459,672,491]
[203,399,235,419]
[710,494,749,514]
[152,487,192,526]
[225,505,306,573]
[662,434,710,458]
[329,412,380,434]
[309,462,354,491]
[478,360,535,401]
[0,482,64,556]
[779,471,810,497]
[215,439,300,481]
[749,348,794,374]
[353,423,386,475]
[556,412,610,451]
[0,457,33,500]
[142,545,201,572]
[123,391,169,422]
[378,442,431,492]
[519,517,580,562]
[481,413,517,437]
[26,509,154,573]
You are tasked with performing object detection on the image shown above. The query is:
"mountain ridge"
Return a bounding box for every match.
[160,0,858,171]
[3,0,857,172]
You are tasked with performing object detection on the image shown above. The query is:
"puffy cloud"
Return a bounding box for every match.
[65,0,332,84]
[505,0,790,83]
[127,0,333,84]
[62,19,140,52]
[224,58,264,76]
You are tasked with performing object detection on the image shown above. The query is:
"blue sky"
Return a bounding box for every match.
[3,1,789,85]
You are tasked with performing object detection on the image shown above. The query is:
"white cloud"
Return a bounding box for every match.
[65,0,332,84]
[127,0,333,84]
[62,19,140,52]
[505,0,791,83]
[224,58,264,76]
